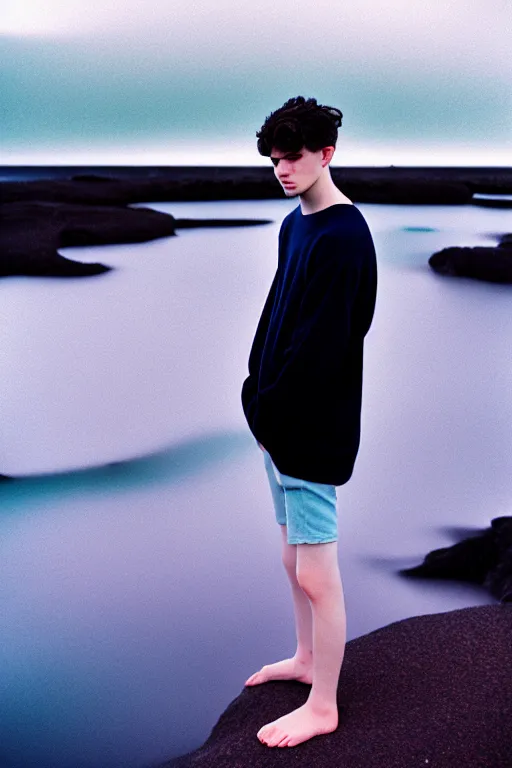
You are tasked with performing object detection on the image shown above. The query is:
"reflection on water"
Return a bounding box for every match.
[0,198,511,767]
[402,225,437,231]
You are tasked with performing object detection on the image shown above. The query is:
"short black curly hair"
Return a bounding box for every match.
[256,96,343,158]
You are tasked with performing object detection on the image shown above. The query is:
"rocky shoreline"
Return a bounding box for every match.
[0,199,272,277]
[160,601,511,767]
[156,517,512,766]
[2,165,512,205]
[1,168,511,280]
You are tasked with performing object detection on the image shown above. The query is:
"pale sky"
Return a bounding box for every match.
[1,0,511,165]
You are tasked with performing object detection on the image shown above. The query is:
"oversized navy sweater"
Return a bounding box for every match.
[241,202,378,486]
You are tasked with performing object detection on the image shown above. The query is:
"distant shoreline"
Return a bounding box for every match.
[1,164,511,187]
[1,166,512,206]
[1,168,511,279]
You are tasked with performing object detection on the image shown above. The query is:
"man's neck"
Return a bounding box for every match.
[299,190,352,216]
[298,173,352,215]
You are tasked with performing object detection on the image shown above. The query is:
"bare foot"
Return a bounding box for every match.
[257,700,338,747]
[244,656,313,686]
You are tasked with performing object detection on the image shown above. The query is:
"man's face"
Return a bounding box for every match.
[270,145,333,196]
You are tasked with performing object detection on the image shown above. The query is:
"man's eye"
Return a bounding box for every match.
[272,156,298,166]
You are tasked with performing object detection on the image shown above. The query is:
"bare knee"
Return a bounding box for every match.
[297,570,341,599]
[296,542,341,597]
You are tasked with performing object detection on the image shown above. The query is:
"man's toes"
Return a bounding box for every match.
[257,724,274,743]
[269,729,286,747]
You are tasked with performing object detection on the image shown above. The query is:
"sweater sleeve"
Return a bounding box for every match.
[255,232,363,427]
[240,266,279,423]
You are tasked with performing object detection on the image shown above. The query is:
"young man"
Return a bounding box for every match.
[241,96,378,748]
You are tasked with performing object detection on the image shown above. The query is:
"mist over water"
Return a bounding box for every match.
[0,198,511,767]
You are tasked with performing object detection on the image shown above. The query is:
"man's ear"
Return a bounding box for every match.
[322,146,335,166]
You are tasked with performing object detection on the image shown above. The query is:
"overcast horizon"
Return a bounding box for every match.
[1,0,511,167]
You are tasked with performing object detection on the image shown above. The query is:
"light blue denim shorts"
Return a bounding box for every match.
[262,449,338,545]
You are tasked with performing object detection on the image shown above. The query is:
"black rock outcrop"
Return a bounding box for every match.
[429,234,512,283]
[0,201,177,277]
[400,516,512,603]
[159,603,511,768]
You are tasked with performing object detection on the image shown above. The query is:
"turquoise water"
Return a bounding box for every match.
[0,198,511,767]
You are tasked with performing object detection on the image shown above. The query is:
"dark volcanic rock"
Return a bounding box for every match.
[341,179,472,205]
[400,516,512,603]
[429,233,512,283]
[0,196,273,277]
[159,603,511,768]
[2,166,511,206]
[0,200,177,277]
[2,177,175,205]
[0,173,475,206]
[472,198,512,209]
[72,174,118,183]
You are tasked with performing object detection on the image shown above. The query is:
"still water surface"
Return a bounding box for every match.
[0,198,511,767]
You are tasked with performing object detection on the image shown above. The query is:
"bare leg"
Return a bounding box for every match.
[245,524,314,686]
[257,540,346,747]
[281,524,315,665]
